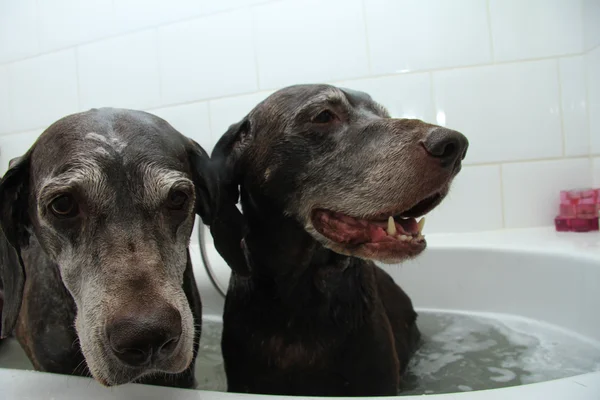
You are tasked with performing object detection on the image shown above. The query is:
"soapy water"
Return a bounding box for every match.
[399,312,600,395]
[1,312,599,395]
[194,312,600,395]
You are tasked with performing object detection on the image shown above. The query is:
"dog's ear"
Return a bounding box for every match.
[186,138,218,225]
[211,118,252,205]
[208,119,254,277]
[0,153,32,338]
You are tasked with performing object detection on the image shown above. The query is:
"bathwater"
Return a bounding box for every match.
[193,312,600,394]
[2,312,599,395]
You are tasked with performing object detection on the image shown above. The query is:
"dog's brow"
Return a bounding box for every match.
[138,164,192,208]
[297,91,348,116]
[38,158,109,205]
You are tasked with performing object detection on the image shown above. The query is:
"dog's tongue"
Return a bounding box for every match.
[313,211,425,245]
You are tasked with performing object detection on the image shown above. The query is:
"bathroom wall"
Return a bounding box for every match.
[0,0,598,234]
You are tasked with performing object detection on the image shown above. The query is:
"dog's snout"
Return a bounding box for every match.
[107,304,182,367]
[422,128,469,169]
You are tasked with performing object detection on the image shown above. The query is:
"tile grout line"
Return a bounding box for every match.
[0,0,287,68]
[428,71,438,124]
[464,155,592,167]
[206,101,215,148]
[0,39,588,82]
[249,5,263,92]
[583,47,594,175]
[485,0,495,63]
[361,0,373,75]
[498,164,506,228]
[153,28,164,107]
[5,51,569,127]
[556,58,567,157]
[74,47,83,112]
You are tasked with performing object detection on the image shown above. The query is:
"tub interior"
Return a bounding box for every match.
[1,228,600,398]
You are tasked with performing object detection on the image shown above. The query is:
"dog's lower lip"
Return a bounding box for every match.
[311,210,425,247]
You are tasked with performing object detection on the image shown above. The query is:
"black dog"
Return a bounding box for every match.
[0,108,217,387]
[210,84,468,396]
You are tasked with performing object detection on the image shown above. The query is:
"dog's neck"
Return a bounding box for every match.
[238,189,374,314]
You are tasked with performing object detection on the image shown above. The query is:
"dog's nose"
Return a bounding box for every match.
[422,128,469,169]
[107,304,182,367]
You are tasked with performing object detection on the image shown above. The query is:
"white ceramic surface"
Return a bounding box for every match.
[432,60,562,164]
[587,46,600,155]
[501,159,593,229]
[78,30,162,111]
[38,0,114,53]
[158,8,258,104]
[336,73,435,122]
[253,0,369,89]
[7,50,79,133]
[208,91,275,141]
[489,0,583,62]
[149,102,213,154]
[0,65,10,134]
[424,165,503,234]
[0,0,38,64]
[559,56,590,157]
[365,0,491,73]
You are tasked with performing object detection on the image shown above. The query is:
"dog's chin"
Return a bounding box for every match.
[91,350,194,387]
[84,337,194,387]
[311,231,426,264]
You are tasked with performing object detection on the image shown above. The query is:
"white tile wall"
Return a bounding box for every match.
[78,30,161,110]
[114,0,205,33]
[0,0,38,64]
[0,65,10,134]
[0,0,597,235]
[426,165,504,233]
[337,73,434,122]
[583,0,600,51]
[433,60,562,164]
[559,56,589,156]
[588,47,600,155]
[8,50,79,132]
[200,0,269,15]
[254,0,369,89]
[209,91,274,140]
[502,158,592,229]
[158,9,258,104]
[594,157,600,186]
[0,129,43,175]
[489,0,583,62]
[38,0,114,53]
[365,0,492,73]
[148,102,213,153]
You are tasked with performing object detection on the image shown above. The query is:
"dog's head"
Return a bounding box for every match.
[212,84,468,265]
[0,108,216,385]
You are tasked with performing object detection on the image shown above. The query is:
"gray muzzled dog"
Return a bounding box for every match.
[209,84,468,395]
[0,108,216,387]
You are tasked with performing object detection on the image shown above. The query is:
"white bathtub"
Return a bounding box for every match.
[1,227,599,399]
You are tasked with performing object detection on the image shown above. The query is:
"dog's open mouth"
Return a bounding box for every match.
[311,192,443,258]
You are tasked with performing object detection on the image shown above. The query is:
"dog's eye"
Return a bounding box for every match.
[167,190,188,210]
[50,194,78,218]
[313,110,336,124]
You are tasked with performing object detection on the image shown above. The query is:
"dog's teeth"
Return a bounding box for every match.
[399,234,409,241]
[417,217,426,234]
[387,216,396,235]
